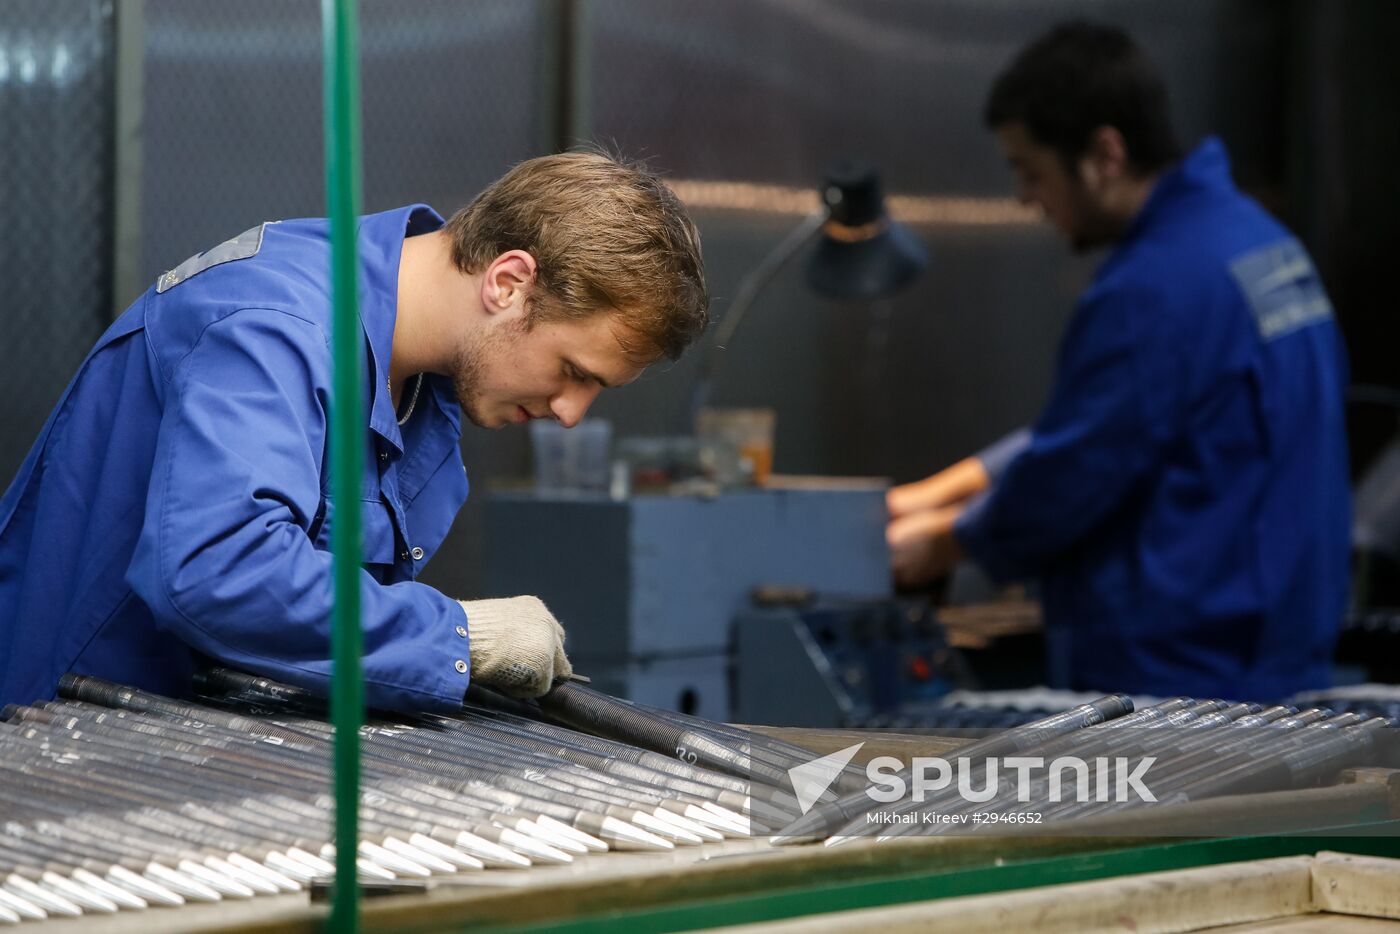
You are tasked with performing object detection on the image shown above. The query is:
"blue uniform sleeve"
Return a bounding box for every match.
[127,307,471,713]
[955,282,1188,581]
[974,427,1031,484]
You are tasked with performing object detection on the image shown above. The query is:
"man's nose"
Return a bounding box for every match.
[550,384,602,428]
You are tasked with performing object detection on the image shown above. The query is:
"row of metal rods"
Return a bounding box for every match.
[524,685,1390,849]
[190,679,1397,854]
[207,669,848,815]
[537,680,868,798]
[779,697,1391,846]
[769,694,1138,844]
[486,689,1394,850]
[0,674,778,924]
[196,669,799,831]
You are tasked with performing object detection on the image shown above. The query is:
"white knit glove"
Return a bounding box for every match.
[458,596,573,698]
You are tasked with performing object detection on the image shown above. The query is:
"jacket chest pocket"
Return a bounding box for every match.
[310,497,404,578]
[361,505,401,570]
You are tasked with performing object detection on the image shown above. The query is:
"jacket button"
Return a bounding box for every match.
[454,659,468,674]
[455,625,468,638]
[410,546,425,560]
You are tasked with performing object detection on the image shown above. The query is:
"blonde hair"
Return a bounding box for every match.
[447,150,708,361]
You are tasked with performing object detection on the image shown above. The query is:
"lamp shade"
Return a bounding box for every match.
[806,160,929,299]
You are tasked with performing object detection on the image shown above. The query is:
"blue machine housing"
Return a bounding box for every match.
[485,483,891,721]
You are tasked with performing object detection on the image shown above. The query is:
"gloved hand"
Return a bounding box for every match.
[458,596,573,698]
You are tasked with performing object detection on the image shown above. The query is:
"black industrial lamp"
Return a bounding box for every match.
[808,160,929,298]
[691,160,929,421]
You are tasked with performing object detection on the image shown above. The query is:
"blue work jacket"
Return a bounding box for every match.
[956,139,1350,700]
[0,205,472,712]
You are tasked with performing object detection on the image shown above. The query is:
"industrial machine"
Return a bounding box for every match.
[485,483,1059,728]
[486,482,892,722]
[730,597,959,727]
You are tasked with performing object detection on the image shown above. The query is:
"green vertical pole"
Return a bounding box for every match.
[322,0,364,931]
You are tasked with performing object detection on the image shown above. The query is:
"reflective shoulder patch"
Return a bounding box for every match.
[1229,238,1333,342]
[155,222,272,293]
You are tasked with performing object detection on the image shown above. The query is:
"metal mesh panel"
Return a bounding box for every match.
[139,0,548,285]
[0,1,114,486]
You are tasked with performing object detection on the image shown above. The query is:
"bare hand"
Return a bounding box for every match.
[887,457,990,519]
[887,506,964,589]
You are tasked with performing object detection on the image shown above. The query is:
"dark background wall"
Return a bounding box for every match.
[1289,1,1400,475]
[3,0,1395,599]
[1,1,113,487]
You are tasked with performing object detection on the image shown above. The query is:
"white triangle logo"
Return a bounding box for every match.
[787,743,865,815]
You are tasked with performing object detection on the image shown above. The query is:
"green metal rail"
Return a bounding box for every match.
[322,0,365,930]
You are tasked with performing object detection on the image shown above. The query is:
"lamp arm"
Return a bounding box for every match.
[691,211,826,426]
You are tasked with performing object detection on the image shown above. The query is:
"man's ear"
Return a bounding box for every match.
[480,250,538,317]
[1080,125,1131,188]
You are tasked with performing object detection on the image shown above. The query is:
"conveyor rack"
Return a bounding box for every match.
[0,671,1395,927]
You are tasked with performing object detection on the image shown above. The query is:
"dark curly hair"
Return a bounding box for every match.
[985,21,1181,175]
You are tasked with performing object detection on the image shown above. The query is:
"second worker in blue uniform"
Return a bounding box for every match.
[887,22,1350,700]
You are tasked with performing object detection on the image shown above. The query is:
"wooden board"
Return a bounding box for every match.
[1199,918,1400,932]
[1313,852,1400,920]
[702,856,1316,934]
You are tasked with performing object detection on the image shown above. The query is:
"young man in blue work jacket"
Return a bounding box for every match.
[0,151,708,713]
[887,22,1349,700]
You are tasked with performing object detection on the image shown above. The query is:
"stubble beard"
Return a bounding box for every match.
[451,337,490,427]
[452,316,525,428]
[1067,184,1125,254]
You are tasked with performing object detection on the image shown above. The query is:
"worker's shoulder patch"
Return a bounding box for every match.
[156,222,275,293]
[1229,238,1333,342]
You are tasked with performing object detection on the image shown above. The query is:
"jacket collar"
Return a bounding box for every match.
[1121,136,1234,244]
[354,204,445,451]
